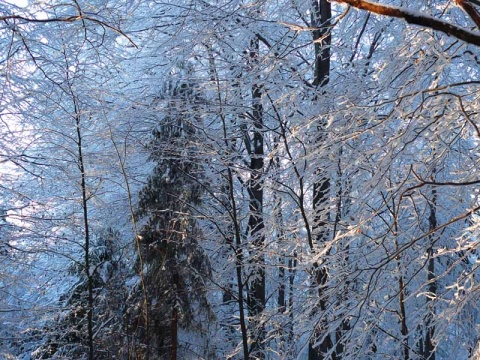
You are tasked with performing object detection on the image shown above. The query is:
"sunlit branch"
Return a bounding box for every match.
[333,0,480,46]
[455,0,480,29]
[1,13,137,47]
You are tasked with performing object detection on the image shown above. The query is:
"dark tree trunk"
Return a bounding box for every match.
[399,274,409,360]
[390,193,410,360]
[228,164,249,360]
[209,47,250,359]
[391,195,409,360]
[333,165,351,358]
[247,34,266,359]
[309,0,333,358]
[72,100,94,360]
[273,163,288,353]
[425,186,437,360]
[312,0,331,88]
[288,253,297,345]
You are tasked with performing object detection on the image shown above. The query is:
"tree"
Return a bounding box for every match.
[0,2,136,358]
[310,0,334,357]
[130,73,212,360]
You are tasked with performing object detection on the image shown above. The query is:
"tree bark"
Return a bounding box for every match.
[310,0,333,358]
[247,34,266,359]
[425,185,437,360]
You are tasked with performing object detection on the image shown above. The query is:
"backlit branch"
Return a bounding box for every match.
[333,0,480,46]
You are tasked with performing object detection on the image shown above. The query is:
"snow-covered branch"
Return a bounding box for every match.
[334,0,480,46]
[1,13,137,47]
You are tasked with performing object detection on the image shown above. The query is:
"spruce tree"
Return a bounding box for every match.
[131,76,211,360]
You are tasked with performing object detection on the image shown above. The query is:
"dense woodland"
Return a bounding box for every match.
[1,0,480,359]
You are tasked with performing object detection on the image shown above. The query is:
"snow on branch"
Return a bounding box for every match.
[0,14,83,23]
[0,13,137,47]
[333,0,480,46]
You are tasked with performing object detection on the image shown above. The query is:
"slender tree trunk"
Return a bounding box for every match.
[228,165,249,360]
[310,0,333,358]
[110,129,149,360]
[425,184,437,360]
[333,157,350,358]
[271,142,285,318]
[221,195,237,344]
[391,195,409,360]
[274,161,286,315]
[398,273,409,360]
[288,252,297,346]
[63,46,94,360]
[247,34,266,359]
[225,166,250,359]
[74,108,94,360]
[273,160,287,354]
[278,257,286,313]
[210,46,249,359]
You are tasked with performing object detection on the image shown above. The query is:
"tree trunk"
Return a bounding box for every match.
[399,274,409,360]
[310,0,333,358]
[391,195,409,360]
[312,0,331,88]
[288,253,297,346]
[77,115,94,360]
[425,185,437,360]
[71,91,94,360]
[247,34,266,359]
[208,46,250,359]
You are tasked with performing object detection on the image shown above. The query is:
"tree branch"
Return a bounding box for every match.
[0,14,82,23]
[333,0,480,46]
[455,0,480,29]
[1,14,137,47]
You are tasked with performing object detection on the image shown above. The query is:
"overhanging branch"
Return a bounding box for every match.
[455,0,480,29]
[333,0,480,46]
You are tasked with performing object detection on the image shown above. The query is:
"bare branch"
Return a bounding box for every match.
[0,13,137,48]
[455,0,480,29]
[0,14,82,23]
[333,0,480,46]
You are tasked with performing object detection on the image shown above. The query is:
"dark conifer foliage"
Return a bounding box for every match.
[128,78,212,359]
[28,228,126,359]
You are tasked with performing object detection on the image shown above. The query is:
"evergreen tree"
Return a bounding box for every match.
[129,75,212,359]
[29,228,127,360]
